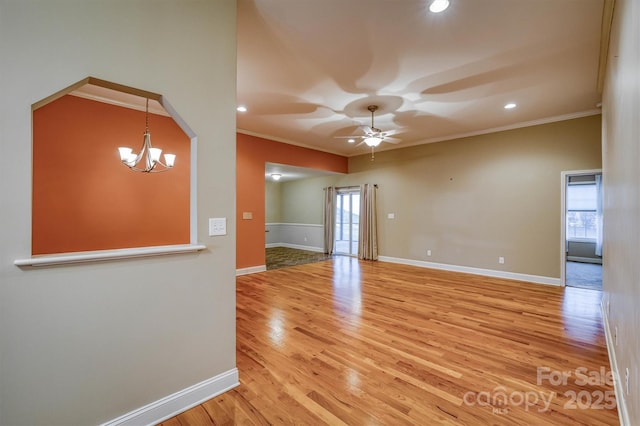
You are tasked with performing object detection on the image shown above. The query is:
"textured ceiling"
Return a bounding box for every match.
[237,0,605,157]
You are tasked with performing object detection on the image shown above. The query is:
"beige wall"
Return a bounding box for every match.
[601,0,640,422]
[0,1,237,425]
[281,176,341,224]
[265,180,282,223]
[283,115,601,279]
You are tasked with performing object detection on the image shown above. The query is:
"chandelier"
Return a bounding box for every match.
[117,99,176,172]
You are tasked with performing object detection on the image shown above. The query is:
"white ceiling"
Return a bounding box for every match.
[237,0,606,157]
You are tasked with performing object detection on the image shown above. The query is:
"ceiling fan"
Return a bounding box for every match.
[335,105,400,157]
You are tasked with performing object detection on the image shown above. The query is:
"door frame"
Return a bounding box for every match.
[560,168,602,287]
[334,187,360,256]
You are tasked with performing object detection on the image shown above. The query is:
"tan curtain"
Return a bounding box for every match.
[323,186,335,254]
[358,183,378,260]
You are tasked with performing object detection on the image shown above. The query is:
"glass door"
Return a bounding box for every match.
[335,189,360,255]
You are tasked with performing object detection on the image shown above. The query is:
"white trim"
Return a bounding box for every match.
[101,368,239,426]
[236,265,267,276]
[266,243,324,253]
[237,129,345,156]
[265,223,323,228]
[189,136,198,244]
[159,97,198,246]
[241,111,602,158]
[69,91,170,116]
[601,303,630,426]
[561,169,602,286]
[14,244,207,267]
[378,256,562,286]
[360,110,603,156]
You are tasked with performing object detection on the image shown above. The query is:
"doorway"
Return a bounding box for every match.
[335,188,360,255]
[561,169,603,289]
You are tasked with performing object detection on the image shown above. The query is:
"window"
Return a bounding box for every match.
[334,189,360,255]
[567,182,597,240]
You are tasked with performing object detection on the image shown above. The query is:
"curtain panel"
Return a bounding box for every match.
[595,174,603,257]
[323,186,335,254]
[358,183,378,260]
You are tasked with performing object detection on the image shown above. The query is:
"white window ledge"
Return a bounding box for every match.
[14,244,207,267]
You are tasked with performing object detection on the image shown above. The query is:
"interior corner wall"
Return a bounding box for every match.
[601,0,640,423]
[236,133,348,269]
[0,1,237,425]
[265,180,283,223]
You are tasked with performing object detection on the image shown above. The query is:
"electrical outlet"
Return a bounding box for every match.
[208,217,227,236]
[625,368,630,396]
[498,256,505,264]
[427,249,432,256]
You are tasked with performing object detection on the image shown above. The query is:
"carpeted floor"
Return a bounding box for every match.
[566,261,602,290]
[266,247,333,270]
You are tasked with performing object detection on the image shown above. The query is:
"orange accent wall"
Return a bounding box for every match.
[32,95,190,255]
[237,133,348,269]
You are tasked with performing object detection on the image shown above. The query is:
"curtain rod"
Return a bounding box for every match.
[322,184,378,190]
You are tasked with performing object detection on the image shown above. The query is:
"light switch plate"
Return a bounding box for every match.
[387,213,395,219]
[209,217,226,236]
[242,212,253,220]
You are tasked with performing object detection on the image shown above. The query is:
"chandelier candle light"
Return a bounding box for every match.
[118,98,176,172]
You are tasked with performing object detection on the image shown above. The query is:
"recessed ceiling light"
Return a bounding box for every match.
[504,103,517,109]
[429,0,450,13]
[348,138,355,143]
[237,106,247,112]
[271,173,282,181]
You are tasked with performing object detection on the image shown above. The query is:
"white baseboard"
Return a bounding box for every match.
[265,222,322,228]
[601,302,630,426]
[378,256,562,286]
[236,265,266,276]
[265,243,324,253]
[101,368,239,426]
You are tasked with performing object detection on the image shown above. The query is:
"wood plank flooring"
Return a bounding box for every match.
[161,256,618,425]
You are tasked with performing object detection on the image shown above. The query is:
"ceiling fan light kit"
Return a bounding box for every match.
[333,104,402,160]
[429,0,450,13]
[364,136,383,147]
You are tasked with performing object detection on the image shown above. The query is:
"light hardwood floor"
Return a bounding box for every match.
[161,256,618,425]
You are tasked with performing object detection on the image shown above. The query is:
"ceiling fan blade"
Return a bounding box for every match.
[359,125,374,134]
[381,129,400,137]
[383,137,401,144]
[334,135,360,139]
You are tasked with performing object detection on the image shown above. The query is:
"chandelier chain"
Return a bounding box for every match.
[117,97,176,173]
[145,98,149,133]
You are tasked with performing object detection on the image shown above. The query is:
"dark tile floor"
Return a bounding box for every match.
[266,246,332,270]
